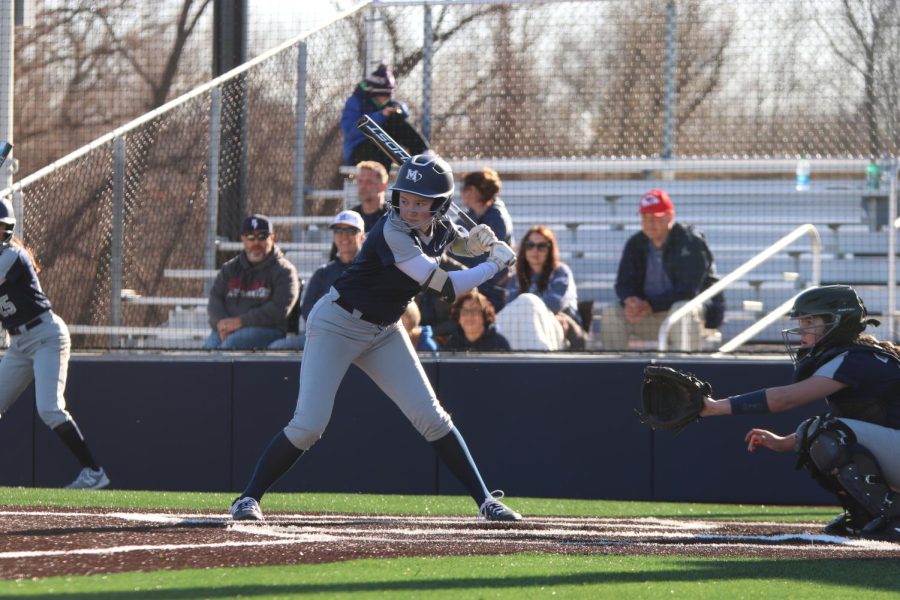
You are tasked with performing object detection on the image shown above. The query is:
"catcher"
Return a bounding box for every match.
[641,285,900,541]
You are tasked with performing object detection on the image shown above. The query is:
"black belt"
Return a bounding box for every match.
[9,313,48,336]
[334,296,393,327]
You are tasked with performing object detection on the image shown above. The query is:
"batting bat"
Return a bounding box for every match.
[0,142,12,169]
[355,115,478,230]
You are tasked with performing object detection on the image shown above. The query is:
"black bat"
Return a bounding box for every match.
[0,142,12,169]
[355,115,478,230]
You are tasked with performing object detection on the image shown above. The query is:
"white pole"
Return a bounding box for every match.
[0,0,13,190]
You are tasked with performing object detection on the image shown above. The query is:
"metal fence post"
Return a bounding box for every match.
[662,0,677,160]
[292,41,308,242]
[110,136,126,346]
[889,157,898,340]
[205,87,222,297]
[422,5,433,141]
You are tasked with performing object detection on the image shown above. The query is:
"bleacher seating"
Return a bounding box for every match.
[146,171,892,351]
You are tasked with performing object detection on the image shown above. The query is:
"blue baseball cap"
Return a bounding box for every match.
[241,214,272,234]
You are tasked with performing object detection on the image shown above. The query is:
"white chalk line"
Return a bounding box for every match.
[0,510,896,560]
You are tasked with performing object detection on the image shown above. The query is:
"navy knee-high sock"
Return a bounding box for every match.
[242,431,304,501]
[430,427,490,506]
[53,421,99,471]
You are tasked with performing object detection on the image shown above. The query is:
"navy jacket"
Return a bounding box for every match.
[614,222,724,329]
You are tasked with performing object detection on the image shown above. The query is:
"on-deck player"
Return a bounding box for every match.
[0,199,109,489]
[231,153,521,522]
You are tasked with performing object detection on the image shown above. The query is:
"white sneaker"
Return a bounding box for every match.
[479,490,522,522]
[66,467,110,490]
[231,496,264,521]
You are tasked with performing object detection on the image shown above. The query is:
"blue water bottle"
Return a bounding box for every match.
[795,158,810,192]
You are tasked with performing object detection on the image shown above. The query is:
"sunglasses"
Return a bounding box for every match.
[332,227,358,236]
[242,232,271,241]
[524,241,550,250]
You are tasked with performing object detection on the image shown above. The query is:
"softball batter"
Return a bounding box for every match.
[0,199,109,489]
[231,153,521,522]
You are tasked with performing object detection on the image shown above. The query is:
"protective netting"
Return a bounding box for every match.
[3,0,899,351]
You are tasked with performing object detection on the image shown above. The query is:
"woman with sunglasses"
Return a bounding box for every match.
[500,225,588,350]
[701,285,900,541]
[230,154,522,523]
[203,214,300,350]
[0,198,109,489]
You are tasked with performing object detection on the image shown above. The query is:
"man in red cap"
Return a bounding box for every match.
[600,189,723,351]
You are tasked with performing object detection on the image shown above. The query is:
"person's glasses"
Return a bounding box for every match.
[243,232,271,241]
[332,227,358,236]
[459,308,482,316]
[524,241,550,250]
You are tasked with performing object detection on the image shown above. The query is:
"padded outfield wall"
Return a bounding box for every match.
[0,355,831,506]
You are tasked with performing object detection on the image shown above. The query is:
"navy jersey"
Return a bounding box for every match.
[334,215,460,324]
[814,346,900,428]
[0,244,52,330]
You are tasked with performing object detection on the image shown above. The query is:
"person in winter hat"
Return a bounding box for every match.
[340,63,429,170]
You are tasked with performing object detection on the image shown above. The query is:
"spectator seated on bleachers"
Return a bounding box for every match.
[449,167,514,312]
[441,290,510,352]
[600,189,724,352]
[496,225,588,350]
[401,299,438,353]
[269,210,365,350]
[204,214,300,350]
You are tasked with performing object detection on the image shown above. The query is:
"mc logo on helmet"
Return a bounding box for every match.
[405,169,423,183]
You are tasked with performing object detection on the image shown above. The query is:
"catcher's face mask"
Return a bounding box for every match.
[782,315,833,362]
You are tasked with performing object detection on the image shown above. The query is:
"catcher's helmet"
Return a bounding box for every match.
[0,198,14,244]
[387,153,454,230]
[782,285,876,361]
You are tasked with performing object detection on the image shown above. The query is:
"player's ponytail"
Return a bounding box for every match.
[9,237,40,273]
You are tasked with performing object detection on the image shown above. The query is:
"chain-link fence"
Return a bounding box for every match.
[3,0,899,351]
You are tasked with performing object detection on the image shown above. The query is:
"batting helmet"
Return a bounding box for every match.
[0,198,14,245]
[782,285,876,362]
[388,153,454,228]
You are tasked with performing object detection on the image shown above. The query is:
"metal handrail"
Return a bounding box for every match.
[715,288,814,354]
[657,223,822,352]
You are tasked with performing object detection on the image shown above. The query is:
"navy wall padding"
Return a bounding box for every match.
[0,355,853,506]
[231,361,437,495]
[33,361,232,490]
[0,384,34,486]
[435,361,652,500]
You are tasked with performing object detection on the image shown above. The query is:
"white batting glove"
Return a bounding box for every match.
[466,224,498,255]
[486,241,516,271]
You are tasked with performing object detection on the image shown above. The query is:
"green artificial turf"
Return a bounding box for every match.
[1,488,893,599]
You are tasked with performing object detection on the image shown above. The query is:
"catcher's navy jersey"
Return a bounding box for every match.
[0,244,52,330]
[334,215,459,324]
[815,347,900,428]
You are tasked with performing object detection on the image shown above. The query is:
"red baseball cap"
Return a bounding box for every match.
[639,189,674,215]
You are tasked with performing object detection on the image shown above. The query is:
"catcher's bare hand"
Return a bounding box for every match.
[745,429,794,453]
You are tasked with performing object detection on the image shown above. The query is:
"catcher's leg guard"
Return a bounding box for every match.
[802,418,900,535]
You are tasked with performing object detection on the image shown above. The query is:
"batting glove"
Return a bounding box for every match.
[466,224,498,255]
[486,241,516,271]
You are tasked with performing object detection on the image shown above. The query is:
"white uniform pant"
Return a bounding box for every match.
[840,418,900,492]
[284,289,453,450]
[0,312,73,429]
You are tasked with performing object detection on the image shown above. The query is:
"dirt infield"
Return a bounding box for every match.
[1,508,899,579]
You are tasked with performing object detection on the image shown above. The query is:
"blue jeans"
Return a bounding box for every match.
[268,334,305,350]
[203,326,285,350]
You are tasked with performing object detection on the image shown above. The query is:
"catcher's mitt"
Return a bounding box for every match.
[638,365,711,432]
